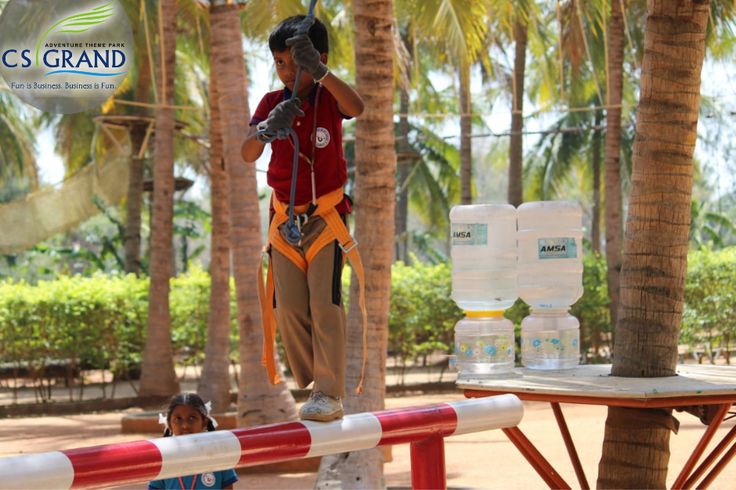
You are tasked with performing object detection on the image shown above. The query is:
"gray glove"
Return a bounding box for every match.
[286,34,329,81]
[257,98,304,141]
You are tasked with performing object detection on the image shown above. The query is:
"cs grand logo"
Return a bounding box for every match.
[0,0,133,114]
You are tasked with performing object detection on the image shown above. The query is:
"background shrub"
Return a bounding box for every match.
[0,247,732,390]
[682,247,736,359]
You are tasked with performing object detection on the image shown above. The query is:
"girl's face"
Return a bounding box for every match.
[169,405,205,436]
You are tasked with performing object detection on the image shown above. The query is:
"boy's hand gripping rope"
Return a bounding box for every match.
[256,0,319,246]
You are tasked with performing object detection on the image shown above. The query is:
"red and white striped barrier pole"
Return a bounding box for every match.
[0,394,522,490]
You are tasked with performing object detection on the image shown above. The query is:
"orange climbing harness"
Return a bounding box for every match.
[257,187,368,394]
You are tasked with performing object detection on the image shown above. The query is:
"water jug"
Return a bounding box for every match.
[520,310,579,369]
[450,204,517,311]
[517,201,583,309]
[454,312,515,378]
[517,200,583,369]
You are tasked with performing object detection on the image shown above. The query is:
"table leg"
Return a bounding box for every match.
[682,424,736,488]
[551,402,589,489]
[697,437,736,489]
[503,426,571,489]
[672,404,731,489]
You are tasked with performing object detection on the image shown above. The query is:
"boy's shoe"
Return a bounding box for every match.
[299,391,344,422]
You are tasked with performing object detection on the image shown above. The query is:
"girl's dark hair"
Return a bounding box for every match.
[269,15,328,54]
[162,392,216,437]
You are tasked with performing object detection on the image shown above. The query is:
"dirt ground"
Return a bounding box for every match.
[1,392,734,489]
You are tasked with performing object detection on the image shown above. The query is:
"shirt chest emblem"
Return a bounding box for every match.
[315,127,330,148]
[201,472,216,487]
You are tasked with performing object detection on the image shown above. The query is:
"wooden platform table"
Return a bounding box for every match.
[459,364,736,489]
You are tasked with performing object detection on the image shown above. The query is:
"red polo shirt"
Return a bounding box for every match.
[251,85,351,214]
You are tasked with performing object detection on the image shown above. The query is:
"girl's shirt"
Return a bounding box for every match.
[148,469,238,490]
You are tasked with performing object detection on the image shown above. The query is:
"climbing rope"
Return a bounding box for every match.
[257,0,319,246]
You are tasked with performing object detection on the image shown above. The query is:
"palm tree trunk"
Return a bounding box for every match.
[604,0,625,329]
[508,18,527,207]
[139,0,179,397]
[122,0,155,276]
[197,70,232,412]
[209,3,297,426]
[597,2,710,488]
[459,61,472,205]
[124,153,145,275]
[396,86,411,264]
[124,34,152,276]
[592,109,602,254]
[316,1,396,487]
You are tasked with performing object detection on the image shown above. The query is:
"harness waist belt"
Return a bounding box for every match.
[257,188,368,394]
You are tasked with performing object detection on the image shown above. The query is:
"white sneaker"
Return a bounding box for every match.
[299,391,344,422]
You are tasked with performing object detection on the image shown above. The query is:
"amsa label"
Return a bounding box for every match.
[537,237,577,259]
[451,223,488,246]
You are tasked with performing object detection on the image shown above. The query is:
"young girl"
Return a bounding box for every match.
[148,393,238,490]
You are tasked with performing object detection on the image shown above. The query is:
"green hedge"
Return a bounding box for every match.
[682,247,736,352]
[0,273,148,381]
[0,248,732,380]
[388,261,462,366]
[0,267,237,381]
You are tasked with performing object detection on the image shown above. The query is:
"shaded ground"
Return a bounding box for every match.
[1,392,734,489]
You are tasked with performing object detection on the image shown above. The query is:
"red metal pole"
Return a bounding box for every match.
[550,402,589,489]
[696,438,736,489]
[672,404,730,489]
[682,424,736,489]
[410,435,446,490]
[503,427,571,489]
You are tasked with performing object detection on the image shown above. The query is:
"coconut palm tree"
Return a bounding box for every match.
[525,1,614,252]
[604,0,626,330]
[484,0,542,206]
[209,0,298,424]
[394,25,414,264]
[391,13,461,263]
[507,14,528,207]
[416,0,490,205]
[315,0,396,486]
[601,0,735,331]
[139,0,180,397]
[597,2,710,487]
[527,96,608,249]
[0,90,38,194]
[402,122,460,259]
[121,0,155,276]
[196,67,233,412]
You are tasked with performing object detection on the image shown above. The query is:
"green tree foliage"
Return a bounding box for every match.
[690,198,736,250]
[0,90,38,193]
[682,247,736,359]
[572,252,611,361]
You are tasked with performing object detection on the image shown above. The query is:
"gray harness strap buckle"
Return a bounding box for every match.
[295,213,310,231]
[339,238,358,254]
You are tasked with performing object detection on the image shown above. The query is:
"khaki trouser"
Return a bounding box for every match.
[271,216,346,398]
